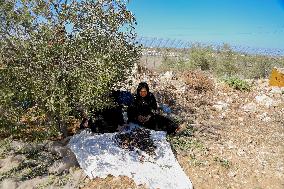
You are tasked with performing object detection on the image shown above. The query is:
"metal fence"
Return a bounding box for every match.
[136,36,284,57]
[135,36,284,70]
[136,37,192,49]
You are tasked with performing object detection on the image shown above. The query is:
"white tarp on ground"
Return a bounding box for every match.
[68,124,193,189]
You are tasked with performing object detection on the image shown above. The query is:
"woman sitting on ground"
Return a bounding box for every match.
[127,82,180,134]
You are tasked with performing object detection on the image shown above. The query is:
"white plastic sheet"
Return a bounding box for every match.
[68,124,193,189]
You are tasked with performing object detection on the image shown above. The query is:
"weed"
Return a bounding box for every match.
[223,76,251,91]
[54,174,71,187]
[36,173,71,188]
[189,154,204,166]
[168,136,204,151]
[36,175,57,189]
[214,156,231,168]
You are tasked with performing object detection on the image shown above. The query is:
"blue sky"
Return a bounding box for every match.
[128,0,284,49]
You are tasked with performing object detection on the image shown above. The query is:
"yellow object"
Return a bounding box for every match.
[269,67,284,87]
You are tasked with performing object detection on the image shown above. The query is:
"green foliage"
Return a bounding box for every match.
[159,55,188,71]
[159,43,284,80]
[189,154,204,166]
[0,0,141,138]
[237,54,284,79]
[37,174,72,188]
[214,156,231,168]
[169,136,203,151]
[213,44,239,77]
[189,44,216,71]
[167,125,203,152]
[223,76,251,91]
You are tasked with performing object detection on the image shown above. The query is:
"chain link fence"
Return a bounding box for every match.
[136,36,284,70]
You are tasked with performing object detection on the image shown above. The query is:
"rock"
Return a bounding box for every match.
[0,179,18,189]
[12,142,32,150]
[0,155,23,174]
[228,171,237,177]
[49,145,70,158]
[270,87,284,94]
[212,101,229,111]
[178,86,187,93]
[63,168,87,189]
[242,102,257,112]
[17,176,48,189]
[257,112,272,122]
[238,117,244,122]
[219,112,227,119]
[11,141,45,154]
[255,94,275,108]
[226,141,237,149]
[11,141,45,151]
[47,140,64,148]
[48,148,79,174]
[10,141,26,151]
[60,136,73,146]
[13,154,26,162]
[237,149,246,157]
[46,141,71,157]
[160,71,173,81]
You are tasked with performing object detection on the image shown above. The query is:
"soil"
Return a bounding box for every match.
[177,81,284,189]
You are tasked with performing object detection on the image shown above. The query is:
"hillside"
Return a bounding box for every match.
[1,67,283,189]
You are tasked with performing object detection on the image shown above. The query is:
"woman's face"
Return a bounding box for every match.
[139,87,148,97]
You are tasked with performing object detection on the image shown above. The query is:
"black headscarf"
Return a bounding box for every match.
[136,82,150,97]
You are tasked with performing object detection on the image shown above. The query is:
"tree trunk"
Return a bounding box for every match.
[55,116,68,138]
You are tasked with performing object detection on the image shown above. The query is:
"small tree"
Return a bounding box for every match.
[214,44,238,77]
[0,0,141,137]
[189,44,216,71]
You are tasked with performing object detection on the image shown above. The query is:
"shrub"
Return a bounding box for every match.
[237,55,283,79]
[0,0,141,138]
[223,76,251,91]
[159,53,189,71]
[189,44,216,71]
[159,44,284,79]
[212,44,239,77]
[182,71,214,93]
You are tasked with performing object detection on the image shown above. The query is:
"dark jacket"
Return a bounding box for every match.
[83,90,131,133]
[127,82,157,122]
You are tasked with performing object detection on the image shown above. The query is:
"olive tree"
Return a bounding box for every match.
[0,0,140,137]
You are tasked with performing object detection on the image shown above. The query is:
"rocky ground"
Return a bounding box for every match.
[0,68,283,189]
[0,137,88,189]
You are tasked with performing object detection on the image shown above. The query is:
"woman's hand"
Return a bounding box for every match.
[138,115,151,123]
